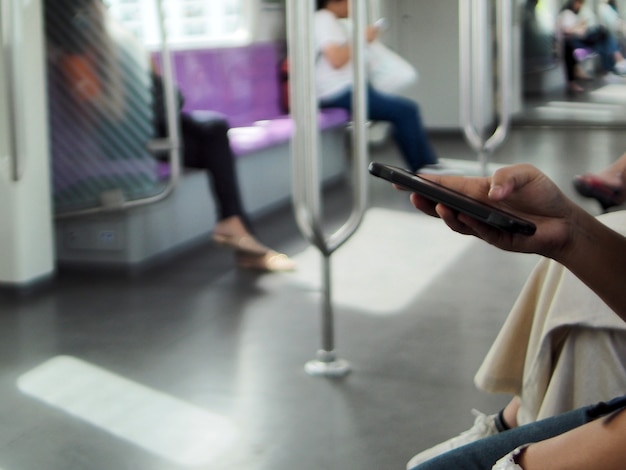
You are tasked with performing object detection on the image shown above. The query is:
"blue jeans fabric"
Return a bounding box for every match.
[411,395,626,470]
[320,85,438,172]
[567,27,621,77]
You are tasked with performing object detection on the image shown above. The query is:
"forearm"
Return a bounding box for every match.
[555,207,626,321]
[518,409,626,469]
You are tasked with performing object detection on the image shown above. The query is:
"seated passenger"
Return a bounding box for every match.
[599,0,626,53]
[314,0,440,173]
[48,0,295,272]
[407,210,626,467]
[557,0,626,93]
[151,73,295,272]
[404,164,626,469]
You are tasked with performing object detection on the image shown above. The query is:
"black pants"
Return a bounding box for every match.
[179,112,250,229]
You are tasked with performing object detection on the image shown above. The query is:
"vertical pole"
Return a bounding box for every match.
[288,0,369,378]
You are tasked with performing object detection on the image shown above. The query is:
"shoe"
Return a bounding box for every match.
[614,59,626,75]
[418,163,464,176]
[573,174,623,211]
[566,82,585,94]
[236,251,296,272]
[406,410,498,469]
[212,232,268,256]
[603,72,626,84]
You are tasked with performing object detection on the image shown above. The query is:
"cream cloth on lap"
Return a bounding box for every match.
[475,210,626,426]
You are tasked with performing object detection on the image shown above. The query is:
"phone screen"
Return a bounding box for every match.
[368,162,536,236]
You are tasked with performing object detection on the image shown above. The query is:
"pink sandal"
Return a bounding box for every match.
[573,174,623,211]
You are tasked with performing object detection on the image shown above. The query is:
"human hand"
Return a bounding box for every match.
[409,164,580,259]
[366,25,379,43]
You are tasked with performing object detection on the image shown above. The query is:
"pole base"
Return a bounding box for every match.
[304,350,351,378]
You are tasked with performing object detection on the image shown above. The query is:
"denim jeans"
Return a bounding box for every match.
[320,85,437,172]
[411,395,626,470]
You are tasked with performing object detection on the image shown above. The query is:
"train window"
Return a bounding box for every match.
[104,0,252,49]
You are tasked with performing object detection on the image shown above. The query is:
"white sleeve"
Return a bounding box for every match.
[314,10,349,52]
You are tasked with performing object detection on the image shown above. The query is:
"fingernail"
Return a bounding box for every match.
[489,184,503,198]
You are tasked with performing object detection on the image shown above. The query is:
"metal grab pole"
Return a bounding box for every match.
[459,0,513,176]
[287,0,369,377]
[2,0,22,181]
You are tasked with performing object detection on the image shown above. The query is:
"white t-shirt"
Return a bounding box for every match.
[557,10,581,35]
[314,9,354,100]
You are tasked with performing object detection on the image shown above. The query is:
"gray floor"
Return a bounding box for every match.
[1,117,625,469]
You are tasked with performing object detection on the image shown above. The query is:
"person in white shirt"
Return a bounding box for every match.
[314,0,439,173]
[557,0,626,93]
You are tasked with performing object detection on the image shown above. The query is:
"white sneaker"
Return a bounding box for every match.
[418,163,464,176]
[614,59,626,75]
[406,409,499,469]
[604,72,626,84]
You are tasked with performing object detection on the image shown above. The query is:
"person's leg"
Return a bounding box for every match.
[320,86,438,171]
[179,114,295,270]
[410,396,626,469]
[366,86,438,171]
[563,39,584,92]
[180,113,248,225]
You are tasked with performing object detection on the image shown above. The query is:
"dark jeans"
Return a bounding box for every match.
[180,112,249,227]
[320,85,438,172]
[563,26,620,81]
[411,395,626,469]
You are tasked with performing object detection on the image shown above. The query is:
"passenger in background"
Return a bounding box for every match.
[151,73,295,272]
[405,164,626,469]
[48,0,295,272]
[557,0,626,93]
[313,0,440,173]
[599,0,626,53]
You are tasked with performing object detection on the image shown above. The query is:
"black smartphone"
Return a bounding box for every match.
[368,162,536,236]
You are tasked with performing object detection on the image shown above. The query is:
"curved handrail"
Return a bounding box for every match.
[1,0,21,181]
[289,0,368,258]
[459,0,513,173]
[55,0,181,220]
[287,0,369,376]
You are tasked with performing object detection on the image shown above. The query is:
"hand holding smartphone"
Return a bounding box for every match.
[368,162,536,236]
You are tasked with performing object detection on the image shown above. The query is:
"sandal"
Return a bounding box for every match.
[211,232,268,256]
[236,251,296,272]
[573,174,623,211]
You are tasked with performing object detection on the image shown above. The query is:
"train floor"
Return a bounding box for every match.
[0,124,623,470]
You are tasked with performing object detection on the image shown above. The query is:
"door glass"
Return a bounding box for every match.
[45,0,162,214]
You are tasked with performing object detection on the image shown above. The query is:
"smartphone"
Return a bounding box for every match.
[374,18,389,31]
[368,162,536,236]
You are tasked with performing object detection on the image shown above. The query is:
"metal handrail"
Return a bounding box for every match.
[2,0,21,181]
[287,0,369,377]
[459,0,513,175]
[55,0,181,219]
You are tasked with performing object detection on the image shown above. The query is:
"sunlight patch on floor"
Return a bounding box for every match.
[17,356,239,467]
[590,83,626,102]
[282,208,475,316]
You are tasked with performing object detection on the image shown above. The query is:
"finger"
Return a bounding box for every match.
[436,205,478,236]
[410,193,439,217]
[489,164,538,201]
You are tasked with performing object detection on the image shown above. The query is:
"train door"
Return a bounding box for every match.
[0,0,54,289]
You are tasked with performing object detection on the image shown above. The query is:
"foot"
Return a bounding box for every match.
[566,82,585,94]
[406,410,499,469]
[418,163,464,175]
[573,174,624,211]
[212,216,269,256]
[614,59,626,75]
[236,251,296,272]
